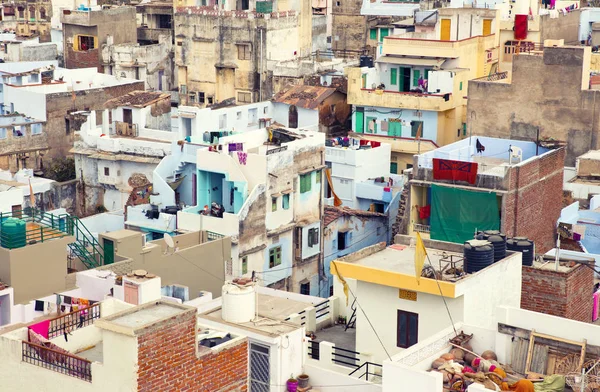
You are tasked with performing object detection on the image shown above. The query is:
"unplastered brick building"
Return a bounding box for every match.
[406,136,565,253]
[521,260,594,323]
[0,300,249,391]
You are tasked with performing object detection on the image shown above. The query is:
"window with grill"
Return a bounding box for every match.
[269,246,281,268]
[237,44,251,60]
[300,282,310,295]
[77,35,96,51]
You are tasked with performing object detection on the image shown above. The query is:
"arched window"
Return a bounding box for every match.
[28,6,35,19]
[17,7,24,19]
[40,7,46,20]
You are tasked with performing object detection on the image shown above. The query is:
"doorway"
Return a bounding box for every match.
[355,107,364,133]
[103,238,114,265]
[123,109,133,125]
[289,105,298,128]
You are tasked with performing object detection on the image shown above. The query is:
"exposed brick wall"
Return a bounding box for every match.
[137,309,248,392]
[565,263,594,322]
[521,263,593,323]
[65,47,101,70]
[502,148,565,253]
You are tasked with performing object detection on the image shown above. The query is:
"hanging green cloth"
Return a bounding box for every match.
[429,184,500,243]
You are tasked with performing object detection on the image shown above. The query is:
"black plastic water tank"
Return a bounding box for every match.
[360,55,369,67]
[367,56,374,68]
[464,240,494,273]
[487,234,507,262]
[507,237,534,266]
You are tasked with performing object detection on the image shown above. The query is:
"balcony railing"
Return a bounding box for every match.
[48,303,101,339]
[503,42,543,62]
[473,71,508,82]
[22,341,92,382]
[413,223,431,233]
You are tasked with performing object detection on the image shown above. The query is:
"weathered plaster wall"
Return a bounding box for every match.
[467,46,594,166]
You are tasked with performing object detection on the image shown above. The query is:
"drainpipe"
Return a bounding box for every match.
[512,165,520,237]
[259,28,263,101]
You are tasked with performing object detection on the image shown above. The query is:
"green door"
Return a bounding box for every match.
[390,68,397,87]
[379,28,389,42]
[390,162,398,174]
[103,239,114,265]
[355,108,364,133]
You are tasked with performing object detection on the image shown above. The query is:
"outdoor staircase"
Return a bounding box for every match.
[166,161,188,186]
[0,208,103,269]
[345,298,357,331]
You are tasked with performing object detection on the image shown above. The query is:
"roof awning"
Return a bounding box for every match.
[375,56,447,67]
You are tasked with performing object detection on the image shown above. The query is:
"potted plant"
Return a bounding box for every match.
[286,374,299,392]
[298,373,310,388]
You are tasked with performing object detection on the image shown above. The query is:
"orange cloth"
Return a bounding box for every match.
[493,368,507,379]
[509,379,535,392]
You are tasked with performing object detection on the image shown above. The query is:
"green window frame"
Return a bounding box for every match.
[370,28,377,40]
[282,193,290,209]
[366,116,377,133]
[390,68,398,86]
[463,123,467,136]
[271,196,277,212]
[269,246,282,268]
[424,69,430,80]
[242,256,248,274]
[379,28,389,42]
[300,173,312,193]
[460,81,463,91]
[412,70,421,86]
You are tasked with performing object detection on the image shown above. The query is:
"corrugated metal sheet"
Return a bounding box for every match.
[273,85,337,110]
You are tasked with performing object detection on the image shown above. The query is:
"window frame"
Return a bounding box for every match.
[104,167,110,176]
[300,282,310,295]
[237,44,252,60]
[241,256,248,275]
[271,196,277,212]
[411,120,423,138]
[300,173,312,194]
[75,35,97,52]
[282,193,290,210]
[269,246,282,268]
[308,227,319,248]
[397,309,419,348]
[238,91,252,104]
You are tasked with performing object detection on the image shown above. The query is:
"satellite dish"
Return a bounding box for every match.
[164,233,175,249]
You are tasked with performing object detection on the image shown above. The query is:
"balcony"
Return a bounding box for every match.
[355,181,394,203]
[503,41,543,63]
[177,208,240,239]
[137,27,171,43]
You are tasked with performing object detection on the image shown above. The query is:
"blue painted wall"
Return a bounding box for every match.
[351,105,439,142]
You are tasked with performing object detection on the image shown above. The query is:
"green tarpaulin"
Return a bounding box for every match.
[430,184,500,243]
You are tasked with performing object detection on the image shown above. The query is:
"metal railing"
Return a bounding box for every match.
[332,346,361,368]
[0,208,68,248]
[473,71,508,82]
[48,303,101,339]
[315,299,330,321]
[348,362,382,382]
[206,231,224,241]
[413,223,431,234]
[22,341,92,382]
[307,340,320,360]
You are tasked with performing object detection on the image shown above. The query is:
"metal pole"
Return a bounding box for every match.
[259,29,263,102]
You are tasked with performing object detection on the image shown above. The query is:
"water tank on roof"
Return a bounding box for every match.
[507,237,534,266]
[464,240,494,273]
[1,217,26,249]
[222,279,256,323]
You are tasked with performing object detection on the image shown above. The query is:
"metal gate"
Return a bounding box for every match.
[250,343,270,392]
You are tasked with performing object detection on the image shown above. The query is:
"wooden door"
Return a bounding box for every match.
[288,105,298,128]
[441,19,451,41]
[124,282,139,305]
[483,19,492,36]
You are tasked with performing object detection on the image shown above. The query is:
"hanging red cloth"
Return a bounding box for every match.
[514,15,528,40]
[419,205,431,219]
[370,141,381,148]
[432,158,478,184]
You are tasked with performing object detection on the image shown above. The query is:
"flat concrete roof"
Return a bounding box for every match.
[199,306,301,338]
[257,293,310,320]
[110,302,181,328]
[344,244,468,282]
[101,229,140,240]
[95,301,195,336]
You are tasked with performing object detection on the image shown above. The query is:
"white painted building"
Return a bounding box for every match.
[325,138,403,212]
[72,91,178,212]
[332,235,523,364]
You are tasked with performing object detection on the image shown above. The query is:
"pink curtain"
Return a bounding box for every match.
[29,319,50,339]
